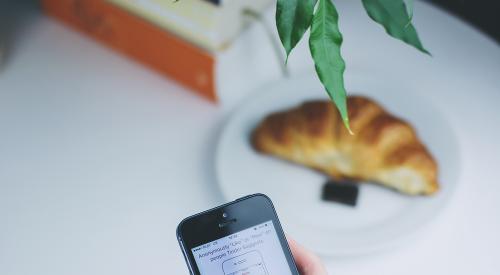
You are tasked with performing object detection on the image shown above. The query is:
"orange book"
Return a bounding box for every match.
[41,0,217,101]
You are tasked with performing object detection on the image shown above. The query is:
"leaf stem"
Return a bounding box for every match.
[243,9,290,78]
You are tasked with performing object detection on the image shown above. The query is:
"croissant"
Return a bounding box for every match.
[251,96,438,195]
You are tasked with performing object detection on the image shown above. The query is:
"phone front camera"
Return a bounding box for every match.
[222,212,228,218]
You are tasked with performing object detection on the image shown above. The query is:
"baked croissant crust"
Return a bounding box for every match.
[251,96,438,195]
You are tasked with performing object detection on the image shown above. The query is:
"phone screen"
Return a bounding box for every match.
[191,220,292,275]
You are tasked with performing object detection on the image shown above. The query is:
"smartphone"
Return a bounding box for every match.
[176,194,300,275]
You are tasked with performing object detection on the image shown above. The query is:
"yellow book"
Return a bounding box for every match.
[106,0,272,51]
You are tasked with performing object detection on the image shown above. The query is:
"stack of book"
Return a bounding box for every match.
[42,0,272,101]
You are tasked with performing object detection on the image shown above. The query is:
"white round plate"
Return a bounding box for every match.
[215,72,461,257]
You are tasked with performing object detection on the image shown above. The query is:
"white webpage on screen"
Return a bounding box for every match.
[191,221,292,275]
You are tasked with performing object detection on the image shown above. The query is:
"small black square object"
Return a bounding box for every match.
[322,180,359,207]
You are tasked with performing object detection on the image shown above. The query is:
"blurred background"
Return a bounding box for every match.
[1,0,499,72]
[1,0,499,275]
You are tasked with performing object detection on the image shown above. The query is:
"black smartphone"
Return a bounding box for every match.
[177,194,300,275]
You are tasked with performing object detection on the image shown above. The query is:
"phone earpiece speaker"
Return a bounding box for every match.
[218,219,237,228]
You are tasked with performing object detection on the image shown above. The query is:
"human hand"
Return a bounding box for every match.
[288,237,328,275]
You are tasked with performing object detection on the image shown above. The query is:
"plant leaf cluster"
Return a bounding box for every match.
[276,0,429,131]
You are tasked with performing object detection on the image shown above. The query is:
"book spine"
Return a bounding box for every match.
[41,0,217,102]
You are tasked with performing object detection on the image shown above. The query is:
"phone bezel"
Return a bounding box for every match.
[176,193,300,275]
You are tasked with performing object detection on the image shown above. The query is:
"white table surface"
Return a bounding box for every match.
[1,1,499,275]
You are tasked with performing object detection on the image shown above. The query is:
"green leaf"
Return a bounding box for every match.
[309,0,351,133]
[361,0,430,55]
[404,0,414,22]
[276,0,317,61]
